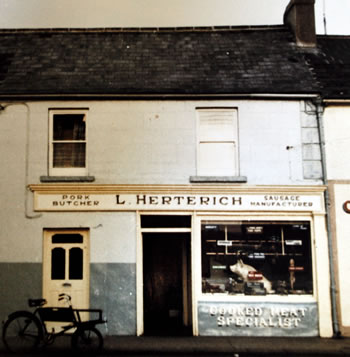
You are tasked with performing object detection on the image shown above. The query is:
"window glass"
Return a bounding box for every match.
[199,142,236,176]
[53,114,86,140]
[201,221,313,295]
[198,110,236,142]
[197,109,238,176]
[52,234,83,244]
[53,143,86,168]
[51,248,65,280]
[69,248,83,280]
[50,111,87,173]
[141,215,191,228]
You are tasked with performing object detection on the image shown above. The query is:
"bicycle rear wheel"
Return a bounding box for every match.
[2,311,42,353]
[71,326,103,353]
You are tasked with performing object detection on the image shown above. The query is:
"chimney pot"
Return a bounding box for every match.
[284,0,316,47]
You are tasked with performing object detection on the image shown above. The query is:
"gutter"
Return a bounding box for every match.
[0,93,320,100]
[323,99,350,105]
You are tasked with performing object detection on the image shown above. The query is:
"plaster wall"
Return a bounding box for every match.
[323,105,350,335]
[0,210,136,263]
[0,99,324,336]
[2,100,320,182]
[331,184,350,331]
[0,99,321,261]
[324,106,350,180]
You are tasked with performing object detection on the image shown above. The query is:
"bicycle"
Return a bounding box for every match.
[2,293,106,353]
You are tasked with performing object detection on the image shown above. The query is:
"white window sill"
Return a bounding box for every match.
[40,176,95,183]
[190,176,247,183]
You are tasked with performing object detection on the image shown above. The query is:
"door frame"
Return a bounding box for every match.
[42,228,90,309]
[136,212,194,336]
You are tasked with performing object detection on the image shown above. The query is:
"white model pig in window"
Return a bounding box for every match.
[230,259,272,293]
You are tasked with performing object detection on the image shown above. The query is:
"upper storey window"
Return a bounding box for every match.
[49,110,88,176]
[197,108,239,177]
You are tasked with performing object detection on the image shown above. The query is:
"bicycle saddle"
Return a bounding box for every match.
[28,298,47,307]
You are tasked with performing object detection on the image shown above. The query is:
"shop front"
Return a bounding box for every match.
[197,218,318,337]
[30,184,333,337]
[328,182,350,336]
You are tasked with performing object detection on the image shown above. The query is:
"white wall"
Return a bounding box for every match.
[0,99,318,262]
[27,99,314,185]
[324,106,350,180]
[324,105,350,333]
[332,185,350,328]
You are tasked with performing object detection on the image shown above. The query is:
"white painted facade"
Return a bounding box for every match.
[0,98,333,337]
[0,99,322,261]
[323,104,350,336]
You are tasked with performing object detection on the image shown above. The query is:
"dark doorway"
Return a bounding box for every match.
[143,233,191,336]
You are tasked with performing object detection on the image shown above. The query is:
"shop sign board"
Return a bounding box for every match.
[33,192,323,212]
[198,301,318,337]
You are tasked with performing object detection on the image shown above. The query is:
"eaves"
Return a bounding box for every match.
[0,93,321,101]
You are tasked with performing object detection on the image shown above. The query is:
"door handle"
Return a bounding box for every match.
[62,283,72,287]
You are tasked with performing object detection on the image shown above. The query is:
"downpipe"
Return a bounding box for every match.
[312,97,341,337]
[0,102,41,219]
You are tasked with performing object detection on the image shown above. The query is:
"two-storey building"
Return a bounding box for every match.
[0,0,334,337]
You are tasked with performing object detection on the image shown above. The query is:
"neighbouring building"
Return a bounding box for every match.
[305,34,350,336]
[0,0,340,337]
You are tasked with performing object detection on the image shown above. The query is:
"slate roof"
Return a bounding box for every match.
[305,35,350,99]
[0,26,320,97]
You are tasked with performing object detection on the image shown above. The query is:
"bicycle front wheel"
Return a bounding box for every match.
[2,311,42,353]
[71,326,103,353]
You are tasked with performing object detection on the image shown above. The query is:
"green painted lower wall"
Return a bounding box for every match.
[0,263,42,320]
[91,263,137,335]
[0,263,136,336]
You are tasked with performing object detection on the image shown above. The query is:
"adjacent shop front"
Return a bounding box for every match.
[328,182,350,336]
[30,184,333,337]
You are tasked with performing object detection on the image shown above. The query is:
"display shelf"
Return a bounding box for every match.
[201,221,313,296]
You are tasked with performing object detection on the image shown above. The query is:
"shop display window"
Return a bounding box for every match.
[201,221,313,295]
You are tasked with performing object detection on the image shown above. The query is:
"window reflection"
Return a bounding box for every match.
[69,248,83,280]
[202,221,313,295]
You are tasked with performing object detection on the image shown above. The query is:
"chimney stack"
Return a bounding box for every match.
[284,0,316,47]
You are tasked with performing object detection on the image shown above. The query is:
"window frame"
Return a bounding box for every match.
[49,109,89,176]
[196,108,239,177]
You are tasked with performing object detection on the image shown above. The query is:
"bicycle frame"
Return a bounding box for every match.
[28,294,105,342]
[2,294,106,353]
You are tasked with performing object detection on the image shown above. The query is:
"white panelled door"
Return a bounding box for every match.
[43,229,89,317]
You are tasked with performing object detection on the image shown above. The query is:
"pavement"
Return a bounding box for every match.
[2,335,350,356]
[103,336,350,355]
